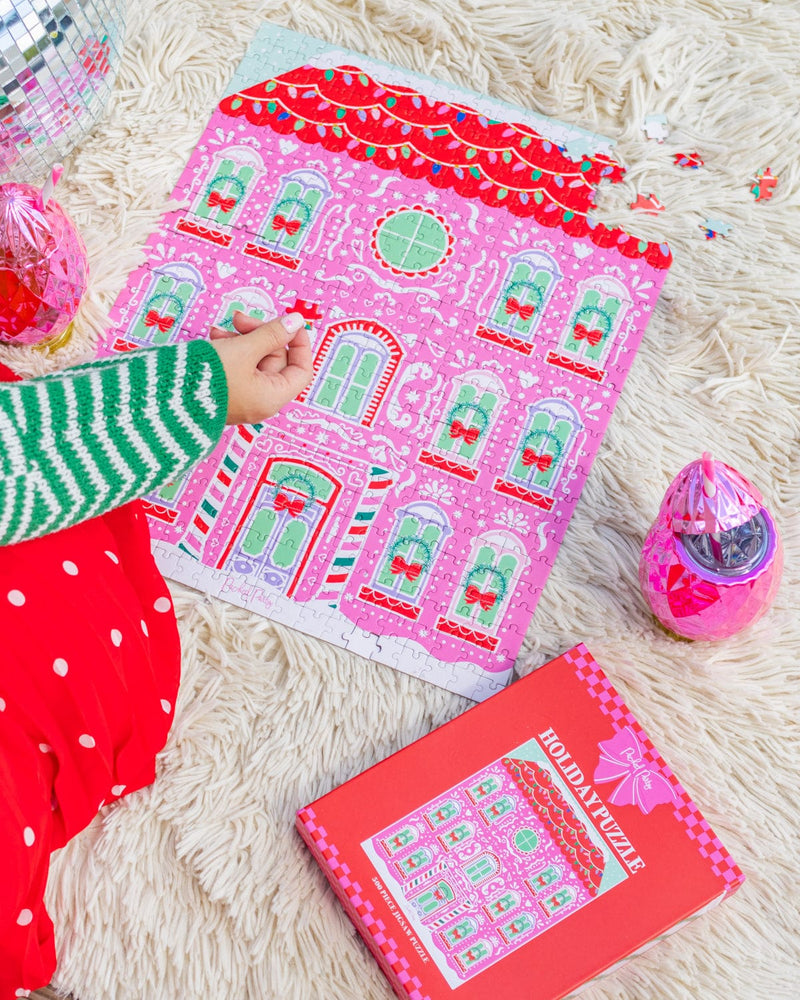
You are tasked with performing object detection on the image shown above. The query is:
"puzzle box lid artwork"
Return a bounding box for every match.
[297,644,743,1000]
[104,24,672,700]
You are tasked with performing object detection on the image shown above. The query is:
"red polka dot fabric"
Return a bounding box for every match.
[0,363,181,996]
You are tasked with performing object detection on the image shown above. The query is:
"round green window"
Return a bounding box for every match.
[513,828,539,852]
[373,208,452,275]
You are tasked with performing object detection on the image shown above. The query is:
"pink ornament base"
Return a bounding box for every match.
[639,514,783,640]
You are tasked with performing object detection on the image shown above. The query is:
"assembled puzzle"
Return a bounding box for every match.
[103,24,672,699]
[297,644,743,999]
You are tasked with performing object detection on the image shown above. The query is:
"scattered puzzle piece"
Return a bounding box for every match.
[630,193,665,215]
[750,167,777,201]
[641,113,669,142]
[700,218,732,239]
[674,151,704,169]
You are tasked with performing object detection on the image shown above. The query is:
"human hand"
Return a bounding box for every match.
[209,311,313,425]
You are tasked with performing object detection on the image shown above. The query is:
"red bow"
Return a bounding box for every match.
[144,311,175,332]
[521,450,552,471]
[449,420,481,445]
[207,190,237,213]
[390,556,423,581]
[272,214,302,236]
[465,585,497,610]
[274,492,304,517]
[505,297,536,321]
[573,323,603,346]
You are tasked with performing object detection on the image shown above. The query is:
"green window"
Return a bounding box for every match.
[441,917,478,948]
[491,262,551,338]
[217,298,269,331]
[414,880,454,916]
[260,170,331,255]
[374,504,449,603]
[565,289,622,362]
[541,887,574,915]
[509,414,572,492]
[374,207,450,274]
[440,823,474,849]
[513,828,539,852]
[384,825,418,855]
[425,799,460,828]
[456,940,492,968]
[486,891,520,920]
[529,864,561,892]
[500,913,536,941]
[196,158,255,226]
[469,776,501,801]
[464,853,500,885]
[454,545,517,630]
[130,270,200,345]
[481,795,517,824]
[397,848,433,877]
[435,383,497,462]
[312,335,386,421]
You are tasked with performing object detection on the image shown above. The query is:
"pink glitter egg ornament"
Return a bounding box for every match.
[639,453,782,640]
[0,165,88,346]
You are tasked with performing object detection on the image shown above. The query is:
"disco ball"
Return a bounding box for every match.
[0,1,126,183]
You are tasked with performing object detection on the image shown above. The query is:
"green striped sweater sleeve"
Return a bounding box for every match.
[0,339,228,546]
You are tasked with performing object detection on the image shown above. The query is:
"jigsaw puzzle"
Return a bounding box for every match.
[101,24,672,700]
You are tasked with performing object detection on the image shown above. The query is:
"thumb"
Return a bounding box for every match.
[233,311,306,358]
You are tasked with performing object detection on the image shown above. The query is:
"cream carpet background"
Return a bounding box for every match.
[8,0,797,997]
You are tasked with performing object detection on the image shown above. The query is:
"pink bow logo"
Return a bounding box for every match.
[594,726,675,814]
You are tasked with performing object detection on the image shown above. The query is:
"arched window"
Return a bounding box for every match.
[480,795,517,824]
[372,502,451,605]
[396,848,434,879]
[216,287,277,331]
[411,880,455,917]
[425,799,460,829]
[450,531,528,633]
[464,852,501,886]
[499,912,536,942]
[467,775,501,803]
[438,822,475,852]
[219,460,340,598]
[484,891,521,922]
[476,249,562,353]
[506,399,581,496]
[526,864,562,894]
[381,825,419,857]
[430,370,507,466]
[440,917,479,950]
[307,320,403,426]
[127,262,204,345]
[193,145,263,229]
[455,939,493,971]
[540,886,575,917]
[561,275,630,367]
[256,169,331,257]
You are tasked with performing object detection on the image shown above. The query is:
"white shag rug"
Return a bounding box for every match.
[7,0,798,997]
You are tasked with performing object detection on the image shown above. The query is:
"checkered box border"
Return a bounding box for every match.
[298,806,431,1000]
[566,644,744,891]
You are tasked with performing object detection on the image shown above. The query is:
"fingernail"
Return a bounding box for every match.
[209,325,226,336]
[281,312,306,334]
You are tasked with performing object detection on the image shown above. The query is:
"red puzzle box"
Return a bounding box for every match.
[297,644,743,999]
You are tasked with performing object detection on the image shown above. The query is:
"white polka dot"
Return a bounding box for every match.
[105,550,119,564]
[110,629,123,647]
[23,827,35,847]
[154,596,171,613]
[140,619,149,637]
[160,699,172,714]
[79,734,96,749]
[7,589,25,606]
[16,909,33,926]
[53,657,69,677]
[62,560,78,576]
[38,743,52,754]
[111,784,126,796]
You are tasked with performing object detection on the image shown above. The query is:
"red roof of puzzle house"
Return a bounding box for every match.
[219,63,671,268]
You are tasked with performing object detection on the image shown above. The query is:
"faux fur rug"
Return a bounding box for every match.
[10,0,798,997]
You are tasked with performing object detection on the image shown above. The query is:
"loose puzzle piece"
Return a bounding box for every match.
[673,151,704,169]
[102,23,671,701]
[700,218,732,239]
[750,167,777,201]
[630,193,665,215]
[641,113,669,142]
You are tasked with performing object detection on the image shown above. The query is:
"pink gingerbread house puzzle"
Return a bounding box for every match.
[103,24,672,699]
